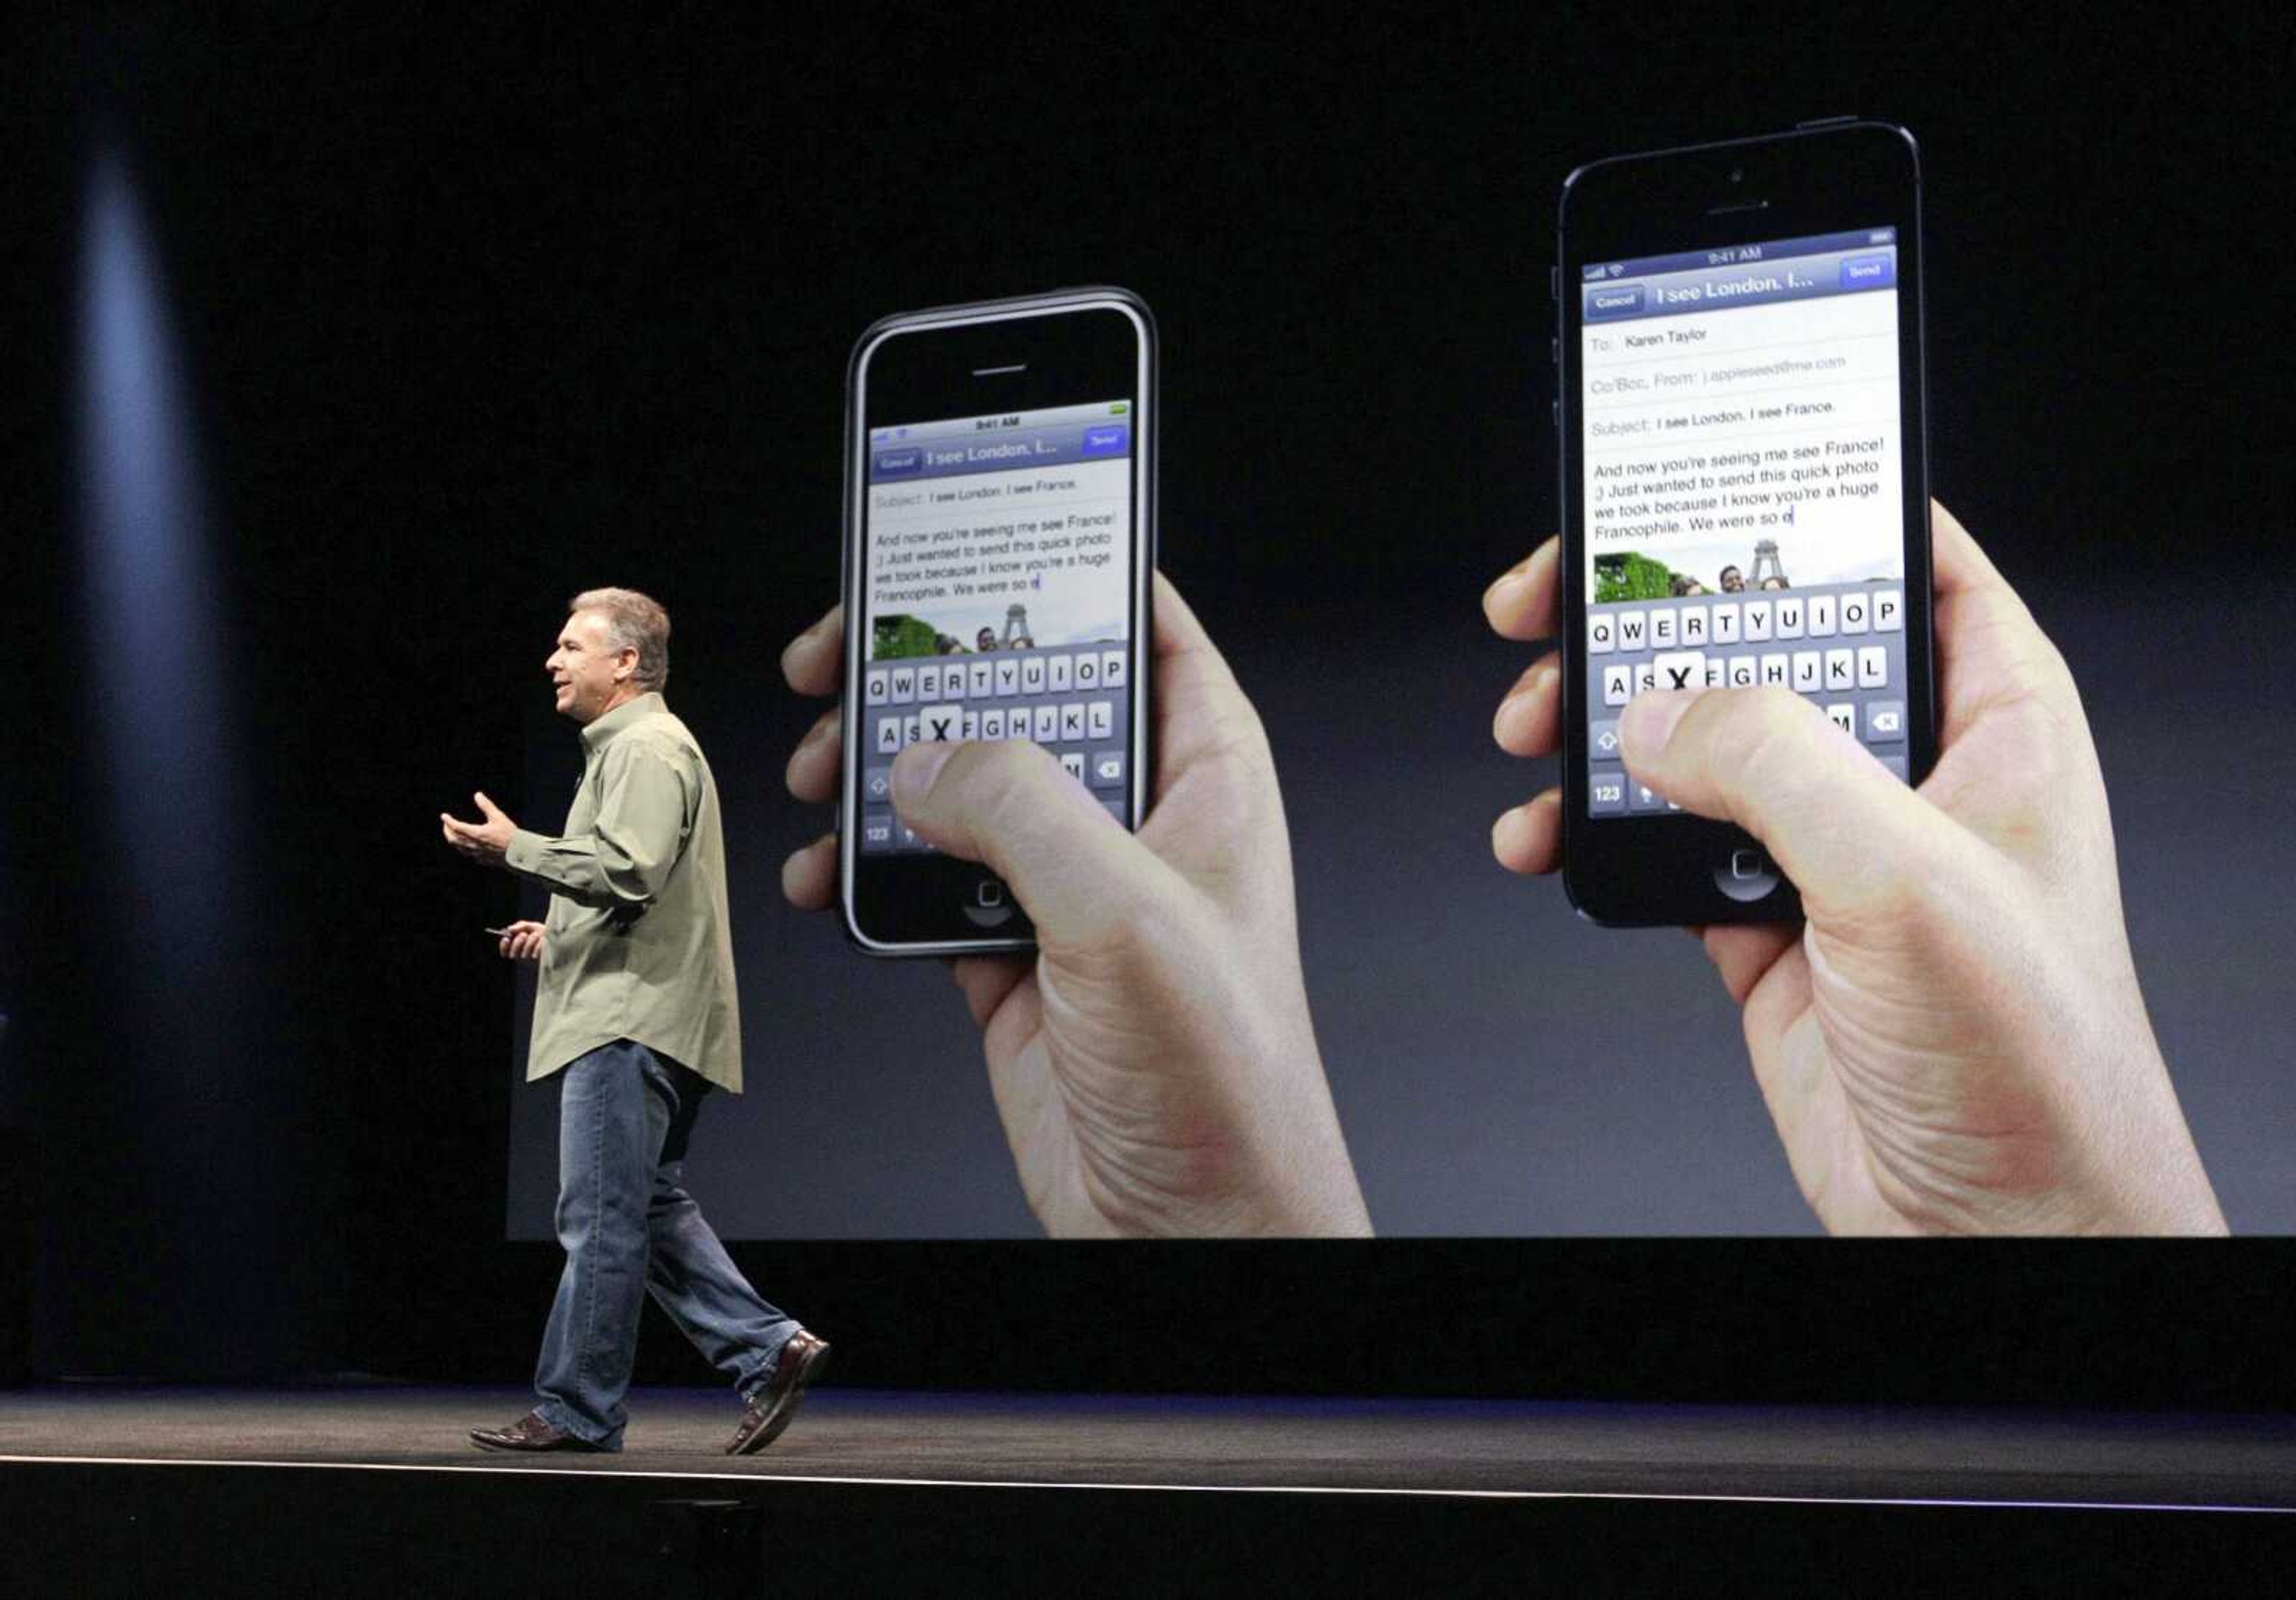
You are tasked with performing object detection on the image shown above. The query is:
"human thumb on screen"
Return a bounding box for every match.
[890,739,1167,950]
[1616,684,1955,920]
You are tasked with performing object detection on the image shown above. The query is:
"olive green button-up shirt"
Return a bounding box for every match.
[505,692,743,1092]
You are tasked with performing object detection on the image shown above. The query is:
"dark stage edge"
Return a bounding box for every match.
[4,1387,2294,1594]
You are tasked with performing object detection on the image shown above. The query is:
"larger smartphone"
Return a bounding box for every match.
[839,289,1156,955]
[1556,120,1936,926]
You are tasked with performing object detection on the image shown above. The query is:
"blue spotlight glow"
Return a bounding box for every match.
[75,148,237,977]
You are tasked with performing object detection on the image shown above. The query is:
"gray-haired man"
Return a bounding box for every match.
[442,587,828,1454]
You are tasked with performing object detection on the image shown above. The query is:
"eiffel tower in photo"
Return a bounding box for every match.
[1748,539,1788,588]
[1002,603,1034,648]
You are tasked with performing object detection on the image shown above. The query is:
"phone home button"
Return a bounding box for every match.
[1713,848,1782,903]
[964,878,1014,928]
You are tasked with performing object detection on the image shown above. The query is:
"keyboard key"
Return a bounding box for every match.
[994,659,1021,696]
[1589,613,1617,654]
[918,664,943,699]
[1824,648,1855,692]
[1858,645,1888,688]
[1712,603,1740,645]
[1634,661,1657,695]
[1049,654,1073,693]
[1032,704,1058,741]
[890,666,917,704]
[1727,655,1756,688]
[969,661,994,698]
[1653,609,1678,649]
[1074,653,1101,689]
[1602,664,1633,707]
[1809,594,1837,637]
[981,707,1006,740]
[1020,656,1047,694]
[862,765,894,805]
[1087,700,1113,740]
[920,704,961,743]
[1631,777,1671,813]
[1090,749,1126,789]
[1618,610,1648,651]
[1652,651,1705,693]
[874,716,903,756]
[1590,719,1623,760]
[902,713,920,747]
[865,668,890,706]
[1825,703,1857,736]
[942,664,967,701]
[1840,592,1871,634]
[862,810,895,849]
[1875,590,1903,632]
[1743,600,1773,642]
[1864,700,1907,743]
[1680,606,1708,646]
[960,710,979,740]
[1776,597,1806,639]
[1703,657,1725,688]
[1102,649,1128,689]
[1060,752,1085,783]
[1589,766,1628,814]
[1792,652,1821,693]
[1760,653,1790,686]
[1059,703,1086,742]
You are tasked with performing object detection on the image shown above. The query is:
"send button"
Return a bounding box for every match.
[1840,254,1895,290]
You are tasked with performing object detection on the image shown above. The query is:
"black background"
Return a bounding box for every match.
[4,11,2291,1401]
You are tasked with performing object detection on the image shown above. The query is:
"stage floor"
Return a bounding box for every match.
[5,1385,2294,1508]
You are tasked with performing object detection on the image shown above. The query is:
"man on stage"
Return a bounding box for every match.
[442,587,829,1454]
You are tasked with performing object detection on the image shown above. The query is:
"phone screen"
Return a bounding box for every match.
[1577,225,1910,819]
[854,398,1138,856]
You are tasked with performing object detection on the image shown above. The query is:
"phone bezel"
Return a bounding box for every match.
[839,288,1156,956]
[1555,122,1935,927]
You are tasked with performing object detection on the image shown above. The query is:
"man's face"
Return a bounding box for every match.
[546,610,634,723]
[1720,567,1744,592]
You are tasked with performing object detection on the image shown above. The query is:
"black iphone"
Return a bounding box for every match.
[1556,120,1935,926]
[839,288,1156,955]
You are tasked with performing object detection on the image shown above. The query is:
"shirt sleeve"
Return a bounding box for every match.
[503,738,694,910]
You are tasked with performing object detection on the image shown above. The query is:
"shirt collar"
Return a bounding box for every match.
[579,691,664,754]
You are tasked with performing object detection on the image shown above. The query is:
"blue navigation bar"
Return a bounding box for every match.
[1583,243,1897,325]
[869,422,1134,484]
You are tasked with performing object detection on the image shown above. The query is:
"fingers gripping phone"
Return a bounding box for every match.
[839,289,1156,955]
[1556,121,1937,926]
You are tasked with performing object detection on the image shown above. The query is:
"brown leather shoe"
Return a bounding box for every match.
[469,1409,607,1453]
[725,1330,831,1455]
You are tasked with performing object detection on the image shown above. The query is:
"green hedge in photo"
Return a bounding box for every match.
[871,615,941,660]
[1594,552,1676,604]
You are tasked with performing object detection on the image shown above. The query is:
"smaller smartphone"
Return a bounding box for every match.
[839,288,1156,955]
[1556,120,1937,926]
[483,927,514,938]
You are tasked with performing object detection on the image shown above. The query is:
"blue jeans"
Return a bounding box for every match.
[533,1039,799,1449]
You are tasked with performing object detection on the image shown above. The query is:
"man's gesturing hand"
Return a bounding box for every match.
[496,920,546,961]
[780,575,1372,1237]
[1485,503,2225,1235]
[441,792,518,868]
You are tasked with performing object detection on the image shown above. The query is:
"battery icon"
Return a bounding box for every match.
[1110,402,1129,414]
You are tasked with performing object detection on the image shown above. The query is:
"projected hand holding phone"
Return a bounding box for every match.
[783,574,1370,1237]
[1487,503,2225,1234]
